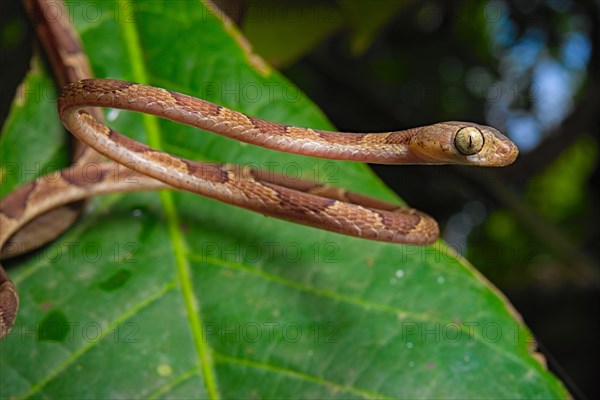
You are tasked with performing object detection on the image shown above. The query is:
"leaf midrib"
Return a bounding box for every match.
[118,1,220,398]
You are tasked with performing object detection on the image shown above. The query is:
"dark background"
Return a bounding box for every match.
[1,0,598,398]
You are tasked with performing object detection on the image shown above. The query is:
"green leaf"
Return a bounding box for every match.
[0,67,68,197]
[0,1,567,398]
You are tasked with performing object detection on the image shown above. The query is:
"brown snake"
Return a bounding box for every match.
[0,1,518,339]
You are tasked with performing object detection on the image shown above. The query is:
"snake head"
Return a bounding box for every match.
[410,122,519,167]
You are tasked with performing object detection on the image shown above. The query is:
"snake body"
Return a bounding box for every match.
[0,1,518,339]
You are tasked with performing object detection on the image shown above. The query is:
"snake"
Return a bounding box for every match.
[0,0,518,339]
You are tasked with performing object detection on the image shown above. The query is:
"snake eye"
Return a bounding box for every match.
[455,127,484,155]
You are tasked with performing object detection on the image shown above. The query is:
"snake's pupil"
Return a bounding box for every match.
[455,127,484,155]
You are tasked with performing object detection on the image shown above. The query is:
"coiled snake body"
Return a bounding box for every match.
[0,1,518,339]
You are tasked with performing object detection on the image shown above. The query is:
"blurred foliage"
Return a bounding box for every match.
[242,0,408,67]
[0,14,25,49]
[527,137,597,225]
[242,1,343,67]
[471,135,598,286]
[336,0,407,54]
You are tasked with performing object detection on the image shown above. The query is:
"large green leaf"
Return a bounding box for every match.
[0,1,567,398]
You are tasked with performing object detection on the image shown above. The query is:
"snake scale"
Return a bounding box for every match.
[0,0,518,339]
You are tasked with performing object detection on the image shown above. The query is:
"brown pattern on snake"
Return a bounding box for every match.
[9,0,107,259]
[59,79,519,164]
[0,267,18,341]
[0,184,37,220]
[55,80,518,245]
[53,79,518,245]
